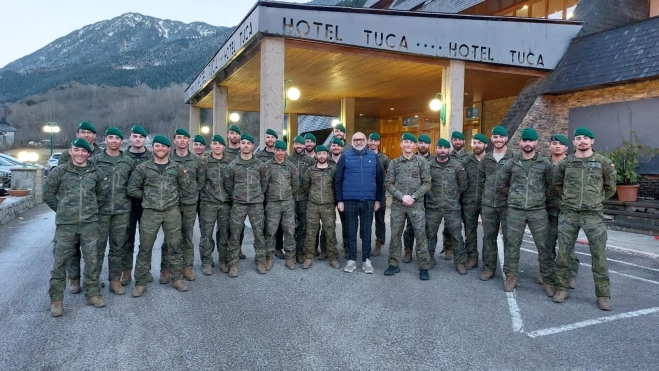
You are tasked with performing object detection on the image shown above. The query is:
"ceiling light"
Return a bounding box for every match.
[522,5,528,10]
[390,107,394,111]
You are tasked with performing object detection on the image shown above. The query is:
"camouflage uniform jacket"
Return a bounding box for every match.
[288,151,315,201]
[125,147,153,165]
[127,159,192,212]
[375,151,390,202]
[262,158,299,202]
[461,154,484,207]
[170,150,201,205]
[255,148,275,163]
[198,153,234,204]
[449,149,470,162]
[425,157,467,211]
[90,150,135,215]
[226,146,240,157]
[57,144,103,165]
[552,153,617,212]
[385,154,431,204]
[43,161,108,225]
[478,147,516,208]
[224,155,267,204]
[496,152,553,211]
[303,163,337,205]
[546,158,565,216]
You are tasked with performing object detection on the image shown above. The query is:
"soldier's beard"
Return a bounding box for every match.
[305,146,314,153]
[437,154,449,161]
[317,158,327,164]
[453,143,464,151]
[577,145,591,152]
[473,147,485,155]
[522,146,535,153]
[295,148,304,154]
[418,147,429,155]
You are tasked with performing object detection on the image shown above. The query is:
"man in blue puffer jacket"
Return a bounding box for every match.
[335,132,384,274]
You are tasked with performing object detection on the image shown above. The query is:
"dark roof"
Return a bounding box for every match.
[542,16,659,94]
[500,77,547,139]
[389,0,426,10]
[0,117,17,133]
[419,0,483,13]
[284,115,334,134]
[572,0,649,37]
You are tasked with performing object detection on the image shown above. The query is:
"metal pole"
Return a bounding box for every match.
[50,127,53,157]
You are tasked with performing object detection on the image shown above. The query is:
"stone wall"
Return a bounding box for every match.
[639,175,659,200]
[482,96,516,137]
[0,195,37,226]
[354,117,379,138]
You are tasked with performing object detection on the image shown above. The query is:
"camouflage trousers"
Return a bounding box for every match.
[481,205,508,273]
[198,201,232,266]
[548,212,579,278]
[50,223,101,301]
[121,198,143,271]
[295,200,308,255]
[388,201,431,269]
[228,203,265,266]
[136,208,184,286]
[505,208,556,285]
[462,203,481,263]
[304,201,338,260]
[265,200,296,259]
[97,213,130,282]
[374,200,387,244]
[425,208,466,265]
[557,209,610,297]
[161,203,196,271]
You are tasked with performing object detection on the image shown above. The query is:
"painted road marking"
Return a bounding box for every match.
[498,234,525,333]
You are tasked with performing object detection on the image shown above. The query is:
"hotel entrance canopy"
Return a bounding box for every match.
[185,1,582,146]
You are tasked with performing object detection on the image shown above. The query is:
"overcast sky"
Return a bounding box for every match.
[0,0,309,68]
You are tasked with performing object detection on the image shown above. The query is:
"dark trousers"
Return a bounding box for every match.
[344,200,375,262]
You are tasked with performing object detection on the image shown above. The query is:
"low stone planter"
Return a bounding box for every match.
[6,189,31,197]
[0,195,36,226]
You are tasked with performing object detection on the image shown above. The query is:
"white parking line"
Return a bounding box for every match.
[498,234,525,333]
[522,239,659,273]
[525,307,659,338]
[520,247,659,286]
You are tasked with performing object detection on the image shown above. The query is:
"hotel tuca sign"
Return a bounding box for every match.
[185,2,582,102]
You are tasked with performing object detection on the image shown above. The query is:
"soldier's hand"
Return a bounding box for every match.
[374,201,380,211]
[402,195,415,206]
[337,202,344,212]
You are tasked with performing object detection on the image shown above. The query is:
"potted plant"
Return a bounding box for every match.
[605,131,659,202]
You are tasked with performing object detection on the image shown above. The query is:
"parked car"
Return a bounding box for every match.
[0,167,10,188]
[0,153,45,169]
[47,153,61,171]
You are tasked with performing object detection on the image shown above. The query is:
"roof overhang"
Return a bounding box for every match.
[185,1,583,104]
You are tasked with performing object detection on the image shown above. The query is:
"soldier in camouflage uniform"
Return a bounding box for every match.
[197,135,236,275]
[90,127,135,296]
[263,140,299,270]
[302,145,340,269]
[368,133,390,257]
[402,133,432,262]
[44,139,108,317]
[165,128,202,282]
[496,128,557,296]
[384,133,432,280]
[333,123,352,152]
[425,138,468,273]
[193,135,206,157]
[288,135,315,263]
[59,121,103,293]
[478,126,516,281]
[127,135,192,296]
[225,124,246,259]
[256,128,284,258]
[461,134,488,269]
[225,134,268,276]
[121,125,153,286]
[304,133,317,158]
[440,131,471,260]
[545,134,579,288]
[552,127,617,311]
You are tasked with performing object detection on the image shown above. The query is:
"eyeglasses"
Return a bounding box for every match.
[352,138,365,142]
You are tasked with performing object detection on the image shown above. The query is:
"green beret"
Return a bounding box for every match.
[369,133,380,140]
[193,135,206,146]
[304,133,317,143]
[293,135,305,144]
[78,121,96,133]
[240,133,255,143]
[131,125,148,137]
[331,137,345,147]
[105,127,124,139]
[211,135,226,146]
[265,128,279,139]
[175,128,191,138]
[71,138,92,153]
[550,134,569,147]
[520,127,538,141]
[473,133,489,144]
[335,124,346,133]
[573,126,595,139]
[402,132,417,143]
[451,131,465,140]
[316,145,329,153]
[152,135,171,147]
[274,140,287,150]
[492,126,508,136]
[228,124,241,134]
[418,134,431,144]
[436,138,451,148]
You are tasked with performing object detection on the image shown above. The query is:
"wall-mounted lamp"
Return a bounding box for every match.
[284,78,300,109]
[429,92,446,125]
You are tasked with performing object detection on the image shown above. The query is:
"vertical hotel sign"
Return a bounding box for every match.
[184,9,260,102]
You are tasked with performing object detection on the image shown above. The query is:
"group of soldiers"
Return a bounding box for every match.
[44,119,616,317]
